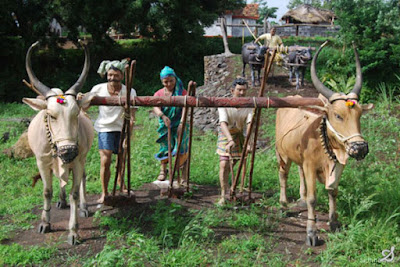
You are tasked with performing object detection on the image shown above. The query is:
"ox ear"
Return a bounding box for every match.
[361,103,374,114]
[22,97,47,111]
[78,92,95,111]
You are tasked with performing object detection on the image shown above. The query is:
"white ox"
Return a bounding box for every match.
[23,41,94,245]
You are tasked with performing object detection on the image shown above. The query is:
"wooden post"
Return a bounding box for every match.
[263,17,267,34]
[186,84,196,192]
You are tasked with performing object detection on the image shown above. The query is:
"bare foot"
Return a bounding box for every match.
[216,197,226,206]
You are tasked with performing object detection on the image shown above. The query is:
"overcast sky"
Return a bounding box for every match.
[247,0,290,24]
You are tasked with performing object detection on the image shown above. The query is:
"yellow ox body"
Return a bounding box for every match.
[23,41,94,245]
[275,42,373,246]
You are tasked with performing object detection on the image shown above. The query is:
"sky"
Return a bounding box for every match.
[247,0,290,24]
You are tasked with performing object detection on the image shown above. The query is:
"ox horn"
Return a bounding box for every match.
[350,42,362,97]
[25,41,55,98]
[311,41,334,99]
[65,40,90,96]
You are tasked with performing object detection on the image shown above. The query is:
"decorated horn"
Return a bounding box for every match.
[65,40,90,96]
[25,41,54,98]
[350,42,362,97]
[311,41,334,100]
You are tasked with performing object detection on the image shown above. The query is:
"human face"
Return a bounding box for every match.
[231,84,247,98]
[162,76,176,92]
[107,69,123,85]
[270,28,276,36]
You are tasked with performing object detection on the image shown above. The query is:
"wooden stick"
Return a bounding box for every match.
[186,84,196,192]
[242,19,262,46]
[167,126,173,187]
[170,81,195,194]
[248,50,277,199]
[22,79,42,96]
[126,60,136,195]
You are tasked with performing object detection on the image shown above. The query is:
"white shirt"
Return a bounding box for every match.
[218,107,253,132]
[90,83,137,132]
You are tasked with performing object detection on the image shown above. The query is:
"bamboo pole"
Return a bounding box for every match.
[90,95,323,109]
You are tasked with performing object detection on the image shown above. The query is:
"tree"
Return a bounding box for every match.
[252,0,278,23]
[332,0,400,97]
[287,0,322,9]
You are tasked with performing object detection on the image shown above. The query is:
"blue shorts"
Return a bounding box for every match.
[98,132,121,154]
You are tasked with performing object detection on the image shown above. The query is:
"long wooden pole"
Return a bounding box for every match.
[247,50,277,199]
[126,60,136,195]
[230,50,274,199]
[170,81,196,194]
[242,19,262,46]
[90,96,323,109]
[186,84,196,192]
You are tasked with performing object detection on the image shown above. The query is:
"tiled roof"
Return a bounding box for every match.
[231,4,259,20]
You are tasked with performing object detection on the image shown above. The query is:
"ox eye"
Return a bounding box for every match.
[335,113,343,121]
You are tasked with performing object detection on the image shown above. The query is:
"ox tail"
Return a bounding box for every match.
[32,173,41,187]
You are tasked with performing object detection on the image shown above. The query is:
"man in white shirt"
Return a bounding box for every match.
[216,78,253,205]
[91,60,137,204]
[255,27,283,49]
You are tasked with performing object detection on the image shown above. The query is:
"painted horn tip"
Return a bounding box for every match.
[321,40,329,48]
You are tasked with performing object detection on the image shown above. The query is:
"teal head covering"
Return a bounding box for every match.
[159,66,184,94]
[97,59,129,78]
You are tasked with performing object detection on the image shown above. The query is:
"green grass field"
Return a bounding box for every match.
[0,96,399,265]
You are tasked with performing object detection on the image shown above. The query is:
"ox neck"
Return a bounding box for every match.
[319,117,338,163]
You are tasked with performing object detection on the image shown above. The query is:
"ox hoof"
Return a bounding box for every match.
[67,233,80,245]
[56,200,67,209]
[79,209,89,218]
[329,221,342,232]
[306,234,319,246]
[38,223,51,234]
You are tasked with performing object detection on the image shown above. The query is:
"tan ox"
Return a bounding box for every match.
[275,42,373,246]
[23,41,94,245]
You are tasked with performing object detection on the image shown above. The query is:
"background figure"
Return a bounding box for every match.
[153,66,189,182]
[91,59,137,204]
[216,78,253,205]
[255,27,283,49]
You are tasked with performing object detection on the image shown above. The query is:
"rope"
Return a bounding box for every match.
[184,95,187,108]
[196,97,199,107]
[252,97,257,108]
[267,96,270,109]
[325,119,362,142]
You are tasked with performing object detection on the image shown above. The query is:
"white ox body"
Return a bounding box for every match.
[23,92,94,245]
[24,40,93,245]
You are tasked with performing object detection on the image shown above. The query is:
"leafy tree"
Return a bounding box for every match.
[252,0,278,23]
[332,0,400,97]
[287,0,320,9]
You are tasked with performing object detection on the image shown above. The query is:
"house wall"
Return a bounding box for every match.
[204,14,233,37]
[276,25,340,37]
[204,15,259,37]
[231,18,257,37]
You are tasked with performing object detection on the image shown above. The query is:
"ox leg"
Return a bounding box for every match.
[304,164,319,246]
[298,166,307,208]
[277,152,291,207]
[68,166,84,245]
[38,162,52,234]
[328,189,341,232]
[250,65,256,86]
[256,67,261,86]
[57,185,67,209]
[301,67,305,87]
[295,68,300,90]
[79,170,89,218]
[242,62,246,77]
[289,67,293,83]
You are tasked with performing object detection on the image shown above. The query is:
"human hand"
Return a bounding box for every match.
[162,115,171,128]
[226,140,235,154]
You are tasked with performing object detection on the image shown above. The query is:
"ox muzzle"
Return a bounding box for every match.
[346,141,369,161]
[57,145,79,164]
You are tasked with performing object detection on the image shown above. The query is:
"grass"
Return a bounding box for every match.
[0,91,399,265]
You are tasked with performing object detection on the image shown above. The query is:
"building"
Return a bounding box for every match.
[204,4,260,37]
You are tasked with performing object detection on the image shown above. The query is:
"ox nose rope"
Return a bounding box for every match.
[325,119,362,142]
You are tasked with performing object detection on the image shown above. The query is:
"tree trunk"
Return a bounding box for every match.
[220,17,233,57]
